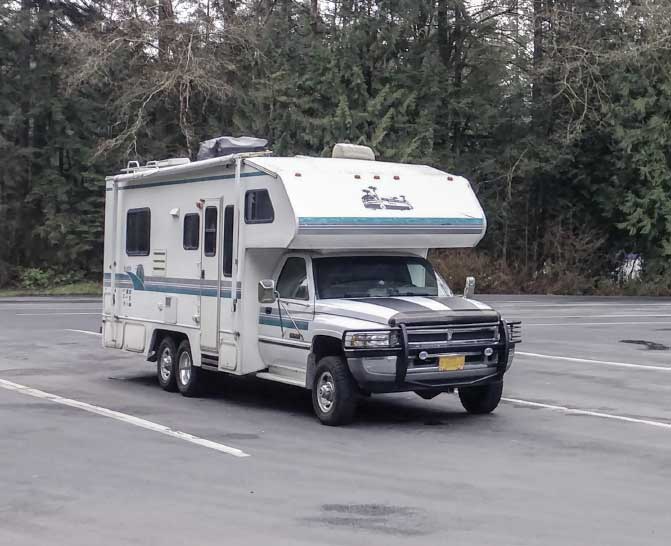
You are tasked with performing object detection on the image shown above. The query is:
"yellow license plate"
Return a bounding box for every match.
[439,355,465,371]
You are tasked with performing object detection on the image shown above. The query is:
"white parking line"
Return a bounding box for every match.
[525,321,671,327]
[517,351,671,371]
[0,307,101,310]
[503,397,671,430]
[66,329,102,336]
[16,312,100,316]
[0,378,250,458]
[530,314,671,319]
[497,302,671,307]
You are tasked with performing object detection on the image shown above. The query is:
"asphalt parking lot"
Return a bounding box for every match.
[1,295,670,545]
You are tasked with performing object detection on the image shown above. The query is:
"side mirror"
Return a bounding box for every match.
[258,279,277,304]
[463,276,476,299]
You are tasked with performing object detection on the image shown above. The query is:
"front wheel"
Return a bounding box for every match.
[459,381,503,414]
[175,340,204,397]
[312,356,358,426]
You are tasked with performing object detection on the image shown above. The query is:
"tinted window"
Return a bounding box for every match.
[313,256,445,299]
[183,213,200,250]
[126,208,150,256]
[223,206,234,277]
[245,190,274,224]
[276,258,309,300]
[204,207,217,257]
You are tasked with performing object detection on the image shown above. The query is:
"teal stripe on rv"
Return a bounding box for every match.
[105,171,266,191]
[102,273,241,298]
[258,314,310,331]
[298,217,484,226]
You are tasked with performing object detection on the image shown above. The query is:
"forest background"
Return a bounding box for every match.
[2,0,671,295]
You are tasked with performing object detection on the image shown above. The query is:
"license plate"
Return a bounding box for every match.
[439,355,465,371]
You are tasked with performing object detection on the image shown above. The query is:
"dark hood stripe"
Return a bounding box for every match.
[352,298,431,313]
[425,297,481,311]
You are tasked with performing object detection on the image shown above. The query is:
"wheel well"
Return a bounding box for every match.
[311,335,344,362]
[307,335,345,389]
[147,329,189,361]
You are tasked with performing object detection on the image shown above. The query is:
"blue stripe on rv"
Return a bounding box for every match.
[298,217,484,226]
[105,171,266,191]
[102,274,241,298]
[258,314,310,331]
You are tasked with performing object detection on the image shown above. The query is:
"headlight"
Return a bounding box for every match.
[344,331,401,349]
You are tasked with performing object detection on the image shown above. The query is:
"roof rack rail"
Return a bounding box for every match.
[146,158,191,169]
[119,157,191,175]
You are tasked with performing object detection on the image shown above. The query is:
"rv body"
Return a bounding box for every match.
[102,146,521,425]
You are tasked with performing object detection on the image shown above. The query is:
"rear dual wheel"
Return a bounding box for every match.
[175,340,203,397]
[156,337,178,392]
[156,337,203,396]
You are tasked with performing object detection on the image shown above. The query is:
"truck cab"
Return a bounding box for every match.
[257,251,520,425]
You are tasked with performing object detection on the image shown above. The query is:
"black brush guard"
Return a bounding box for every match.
[393,320,521,388]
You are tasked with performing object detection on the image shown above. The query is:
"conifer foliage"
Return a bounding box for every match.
[1,1,671,291]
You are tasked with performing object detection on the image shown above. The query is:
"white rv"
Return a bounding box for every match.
[102,142,521,425]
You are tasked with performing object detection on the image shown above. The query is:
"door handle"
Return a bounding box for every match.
[264,307,272,314]
[201,269,205,280]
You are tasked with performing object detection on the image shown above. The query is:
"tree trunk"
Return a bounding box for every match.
[309,0,319,31]
[158,0,174,62]
[437,0,452,67]
[222,0,236,19]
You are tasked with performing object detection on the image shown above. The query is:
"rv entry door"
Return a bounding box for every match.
[200,198,223,354]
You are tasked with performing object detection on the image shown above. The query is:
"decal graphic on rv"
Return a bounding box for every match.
[361,186,413,211]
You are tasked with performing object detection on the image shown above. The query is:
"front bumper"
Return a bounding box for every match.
[345,322,519,394]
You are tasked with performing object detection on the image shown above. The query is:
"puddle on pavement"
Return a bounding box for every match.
[302,503,429,536]
[619,339,669,351]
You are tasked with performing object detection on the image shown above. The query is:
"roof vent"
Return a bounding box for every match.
[332,143,376,161]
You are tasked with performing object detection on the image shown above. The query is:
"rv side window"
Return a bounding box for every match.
[276,257,309,301]
[204,207,217,257]
[244,190,274,224]
[126,208,151,256]
[223,206,234,276]
[183,213,200,250]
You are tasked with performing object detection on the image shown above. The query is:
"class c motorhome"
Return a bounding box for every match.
[102,142,521,425]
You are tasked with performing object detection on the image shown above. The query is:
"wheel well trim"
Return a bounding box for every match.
[147,328,200,365]
[307,333,346,389]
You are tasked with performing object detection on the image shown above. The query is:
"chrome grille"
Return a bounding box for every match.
[406,323,500,348]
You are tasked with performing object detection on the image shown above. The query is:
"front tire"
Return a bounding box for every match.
[312,356,358,426]
[156,337,178,392]
[459,381,503,414]
[175,340,204,397]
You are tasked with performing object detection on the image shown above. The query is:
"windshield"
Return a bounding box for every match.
[313,256,451,299]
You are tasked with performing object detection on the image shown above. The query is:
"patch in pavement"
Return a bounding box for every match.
[0,367,73,377]
[301,504,429,536]
[619,339,669,351]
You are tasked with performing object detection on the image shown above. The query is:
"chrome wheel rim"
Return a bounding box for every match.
[178,351,192,386]
[317,371,335,413]
[159,348,173,382]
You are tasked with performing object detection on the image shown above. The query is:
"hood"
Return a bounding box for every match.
[315,296,499,327]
